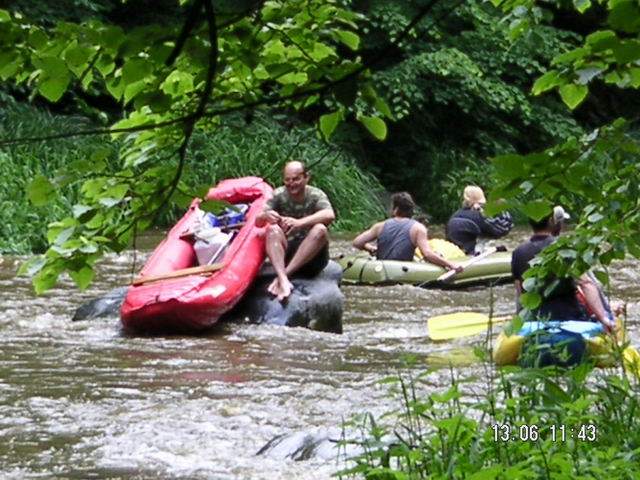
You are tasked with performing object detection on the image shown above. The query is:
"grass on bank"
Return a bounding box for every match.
[0,103,103,254]
[0,104,386,254]
[338,351,640,480]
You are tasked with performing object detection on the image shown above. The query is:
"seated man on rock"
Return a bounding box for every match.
[352,192,462,272]
[256,161,335,301]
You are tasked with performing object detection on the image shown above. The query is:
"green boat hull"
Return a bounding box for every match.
[337,251,512,287]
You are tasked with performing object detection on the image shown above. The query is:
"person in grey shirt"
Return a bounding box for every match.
[352,192,461,272]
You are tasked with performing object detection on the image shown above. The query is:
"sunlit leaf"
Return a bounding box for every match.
[319,110,343,140]
[559,83,588,109]
[69,265,94,290]
[532,70,562,94]
[27,175,57,207]
[334,30,360,50]
[358,116,387,140]
[520,292,542,310]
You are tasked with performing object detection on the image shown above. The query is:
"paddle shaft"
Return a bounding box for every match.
[179,222,246,240]
[132,262,224,286]
[437,246,501,282]
[417,245,506,288]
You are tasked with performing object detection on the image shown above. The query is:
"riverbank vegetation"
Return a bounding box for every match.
[1,0,626,276]
[0,102,385,254]
[340,355,640,479]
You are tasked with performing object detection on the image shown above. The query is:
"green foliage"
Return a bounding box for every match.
[340,364,640,479]
[488,0,640,305]
[0,102,111,254]
[491,121,640,303]
[0,0,394,291]
[344,0,583,221]
[493,0,640,109]
[0,104,385,257]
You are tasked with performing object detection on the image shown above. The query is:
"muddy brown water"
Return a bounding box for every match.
[1,228,638,479]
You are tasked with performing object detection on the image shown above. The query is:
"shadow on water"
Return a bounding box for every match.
[0,227,638,479]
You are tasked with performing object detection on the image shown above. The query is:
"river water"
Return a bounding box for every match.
[1,228,638,479]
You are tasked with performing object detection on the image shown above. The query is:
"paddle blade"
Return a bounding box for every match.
[428,312,509,341]
[623,346,640,379]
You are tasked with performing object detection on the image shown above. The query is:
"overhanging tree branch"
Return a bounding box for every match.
[0,0,462,148]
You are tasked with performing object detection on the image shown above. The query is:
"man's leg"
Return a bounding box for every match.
[265,225,293,300]
[285,224,329,277]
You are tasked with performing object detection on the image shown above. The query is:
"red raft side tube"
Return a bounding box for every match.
[120,176,273,333]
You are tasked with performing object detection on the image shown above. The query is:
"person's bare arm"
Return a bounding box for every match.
[578,274,615,331]
[299,208,335,227]
[352,222,384,254]
[280,208,335,233]
[414,224,461,271]
[255,208,281,227]
[514,279,522,314]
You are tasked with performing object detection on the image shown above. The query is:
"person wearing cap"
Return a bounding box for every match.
[352,192,462,272]
[446,185,514,255]
[511,206,615,331]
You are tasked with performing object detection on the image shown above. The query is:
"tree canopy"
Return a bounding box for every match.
[1,0,639,294]
[487,0,640,312]
[1,0,395,292]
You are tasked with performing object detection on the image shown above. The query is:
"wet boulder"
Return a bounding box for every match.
[256,428,361,461]
[226,260,343,333]
[72,286,128,321]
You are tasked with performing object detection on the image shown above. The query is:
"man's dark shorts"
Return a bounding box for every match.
[286,235,329,278]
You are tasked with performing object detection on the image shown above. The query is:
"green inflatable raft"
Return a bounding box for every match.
[337,239,512,287]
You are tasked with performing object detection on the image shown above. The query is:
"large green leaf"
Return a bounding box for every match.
[585,30,619,52]
[608,0,640,33]
[334,30,359,50]
[319,110,343,140]
[573,0,592,13]
[27,175,57,207]
[160,70,194,97]
[520,201,552,221]
[277,72,308,85]
[532,70,562,95]
[69,265,94,290]
[612,41,640,64]
[358,116,387,140]
[558,83,588,109]
[122,58,153,85]
[34,56,71,102]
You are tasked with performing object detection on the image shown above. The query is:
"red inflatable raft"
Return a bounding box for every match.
[121,177,273,333]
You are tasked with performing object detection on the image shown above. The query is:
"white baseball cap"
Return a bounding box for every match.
[552,206,570,224]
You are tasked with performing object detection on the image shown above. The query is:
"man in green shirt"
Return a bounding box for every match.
[256,161,335,301]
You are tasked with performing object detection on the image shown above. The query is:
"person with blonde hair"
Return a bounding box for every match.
[446,185,513,254]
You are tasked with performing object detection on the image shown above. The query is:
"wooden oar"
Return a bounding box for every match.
[428,312,510,341]
[132,262,224,286]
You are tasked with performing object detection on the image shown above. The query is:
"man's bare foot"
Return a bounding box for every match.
[267,278,279,296]
[267,277,294,301]
[276,278,294,302]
